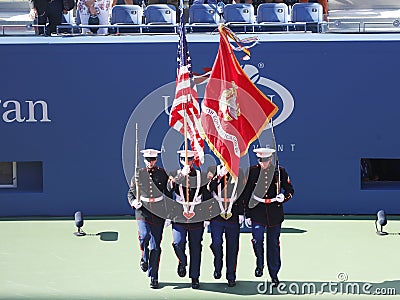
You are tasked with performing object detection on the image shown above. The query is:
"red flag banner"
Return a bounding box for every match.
[201,25,278,178]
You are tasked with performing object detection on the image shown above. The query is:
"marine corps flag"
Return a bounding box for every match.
[201,25,278,178]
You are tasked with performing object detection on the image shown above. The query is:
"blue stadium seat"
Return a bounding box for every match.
[144,4,177,33]
[257,3,289,23]
[110,5,143,33]
[291,2,323,32]
[256,3,289,32]
[188,4,220,32]
[223,4,255,32]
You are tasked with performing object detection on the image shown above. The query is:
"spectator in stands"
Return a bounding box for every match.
[28,0,66,35]
[77,0,111,34]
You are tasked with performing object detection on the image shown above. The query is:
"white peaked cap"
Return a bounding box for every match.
[177,149,196,158]
[140,149,161,158]
[253,147,276,158]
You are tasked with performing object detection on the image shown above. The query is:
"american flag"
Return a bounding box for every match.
[169,4,204,166]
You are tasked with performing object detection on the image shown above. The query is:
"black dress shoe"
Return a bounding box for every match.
[271,278,280,288]
[140,258,148,272]
[191,278,200,289]
[227,279,236,287]
[150,278,159,289]
[255,267,263,277]
[177,263,186,277]
[213,271,221,279]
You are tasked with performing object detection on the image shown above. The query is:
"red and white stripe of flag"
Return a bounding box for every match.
[169,65,204,165]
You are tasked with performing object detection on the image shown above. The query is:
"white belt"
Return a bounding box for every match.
[214,195,235,203]
[252,194,267,203]
[140,195,163,203]
[175,195,202,205]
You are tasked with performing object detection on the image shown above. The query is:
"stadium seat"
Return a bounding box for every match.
[291,2,323,32]
[144,4,177,33]
[256,3,289,32]
[188,4,220,32]
[223,4,255,32]
[110,5,143,33]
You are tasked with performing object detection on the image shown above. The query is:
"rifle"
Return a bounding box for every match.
[269,117,281,195]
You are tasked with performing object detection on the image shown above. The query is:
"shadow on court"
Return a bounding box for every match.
[281,227,307,234]
[238,227,307,234]
[77,231,119,241]
[98,231,119,241]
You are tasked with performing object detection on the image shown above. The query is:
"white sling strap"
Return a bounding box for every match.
[214,166,238,215]
[177,170,201,216]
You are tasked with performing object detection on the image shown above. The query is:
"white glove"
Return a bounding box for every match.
[276,193,285,203]
[204,221,210,228]
[238,215,245,225]
[131,199,142,209]
[164,219,172,227]
[245,218,252,227]
[217,166,228,177]
[181,165,191,176]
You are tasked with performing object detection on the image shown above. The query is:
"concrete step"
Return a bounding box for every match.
[0,1,31,25]
[0,15,32,25]
[0,1,29,11]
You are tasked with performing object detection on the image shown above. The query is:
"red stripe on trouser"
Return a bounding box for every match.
[137,229,145,257]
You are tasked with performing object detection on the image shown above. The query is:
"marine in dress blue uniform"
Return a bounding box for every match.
[167,150,211,289]
[243,148,294,287]
[207,164,245,287]
[127,149,170,289]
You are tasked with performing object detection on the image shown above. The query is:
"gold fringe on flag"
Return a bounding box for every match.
[219,24,259,60]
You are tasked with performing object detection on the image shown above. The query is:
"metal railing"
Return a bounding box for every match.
[0,24,45,35]
[55,21,326,35]
[327,19,400,32]
[4,19,400,36]
[56,23,179,35]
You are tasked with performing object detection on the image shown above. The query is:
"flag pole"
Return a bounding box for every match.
[135,123,141,203]
[183,103,190,207]
[179,0,190,208]
[223,172,228,219]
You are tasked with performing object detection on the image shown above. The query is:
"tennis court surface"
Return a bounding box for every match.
[1,215,399,299]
